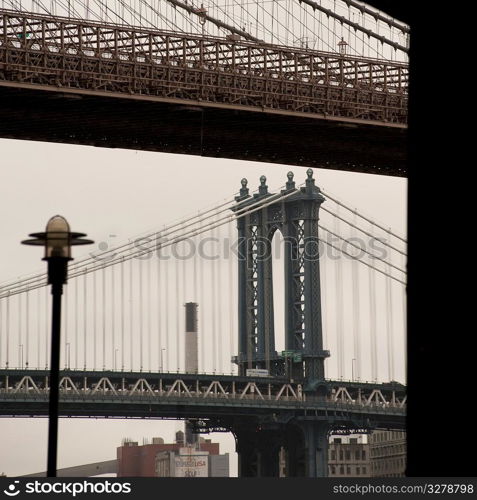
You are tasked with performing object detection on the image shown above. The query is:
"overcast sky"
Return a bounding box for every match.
[0,138,406,477]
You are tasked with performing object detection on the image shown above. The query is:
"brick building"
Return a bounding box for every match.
[117,431,221,477]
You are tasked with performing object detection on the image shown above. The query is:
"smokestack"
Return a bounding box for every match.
[185,302,198,373]
[184,303,199,447]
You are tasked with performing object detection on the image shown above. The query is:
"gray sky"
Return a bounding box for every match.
[0,137,406,477]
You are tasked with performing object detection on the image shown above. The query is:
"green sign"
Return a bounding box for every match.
[281,350,294,357]
[293,353,303,362]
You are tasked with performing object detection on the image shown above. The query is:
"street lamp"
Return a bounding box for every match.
[22,215,93,477]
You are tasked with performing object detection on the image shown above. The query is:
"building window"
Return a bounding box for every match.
[362,450,366,460]
[345,451,351,461]
[331,450,336,461]
[356,467,360,475]
[363,467,367,474]
[355,450,360,461]
[340,451,344,461]
[346,466,351,475]
[331,466,336,475]
[340,466,344,475]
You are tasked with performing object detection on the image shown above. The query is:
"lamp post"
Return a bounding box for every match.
[22,215,93,477]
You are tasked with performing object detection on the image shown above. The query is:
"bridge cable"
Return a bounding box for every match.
[18,293,22,368]
[83,273,87,370]
[369,227,377,381]
[351,210,361,381]
[321,206,406,257]
[319,224,405,275]
[174,247,180,372]
[297,0,408,53]
[139,256,144,371]
[102,267,106,371]
[211,214,218,372]
[112,261,116,370]
[147,252,152,372]
[156,250,162,372]
[129,258,134,371]
[228,219,235,374]
[334,206,344,378]
[321,189,407,244]
[121,257,125,371]
[74,275,78,369]
[386,260,394,381]
[164,246,169,372]
[199,232,205,373]
[37,288,41,369]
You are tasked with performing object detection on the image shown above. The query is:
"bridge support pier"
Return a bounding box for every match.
[300,421,329,477]
[235,429,281,477]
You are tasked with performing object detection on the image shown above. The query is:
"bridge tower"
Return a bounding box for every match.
[232,169,330,477]
[233,168,329,384]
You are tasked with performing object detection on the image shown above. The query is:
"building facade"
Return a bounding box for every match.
[328,436,371,477]
[117,431,228,477]
[369,430,406,477]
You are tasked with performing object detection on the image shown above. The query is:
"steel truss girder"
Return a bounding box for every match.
[0,9,408,127]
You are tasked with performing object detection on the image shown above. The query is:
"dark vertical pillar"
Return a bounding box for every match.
[301,421,329,477]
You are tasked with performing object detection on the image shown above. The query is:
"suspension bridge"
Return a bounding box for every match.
[0,0,407,477]
[0,0,408,175]
[0,167,407,477]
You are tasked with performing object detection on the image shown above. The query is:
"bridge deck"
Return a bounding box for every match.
[0,9,408,176]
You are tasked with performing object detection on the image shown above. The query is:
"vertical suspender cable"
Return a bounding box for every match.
[83,273,87,370]
[157,245,162,371]
[147,254,151,371]
[181,222,187,371]
[351,210,361,380]
[335,206,344,378]
[139,256,143,371]
[129,258,133,370]
[37,288,41,369]
[164,249,169,372]
[112,261,116,370]
[211,215,217,372]
[93,269,97,370]
[216,218,223,373]
[6,294,10,368]
[175,247,180,372]
[199,226,205,372]
[102,267,106,370]
[25,290,29,368]
[75,277,78,369]
[386,260,394,381]
[0,298,2,368]
[18,294,22,368]
[369,228,377,382]
[228,219,234,373]
[121,258,125,371]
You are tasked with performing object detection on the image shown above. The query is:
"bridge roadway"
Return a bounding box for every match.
[0,8,407,176]
[0,369,405,430]
[0,369,405,476]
